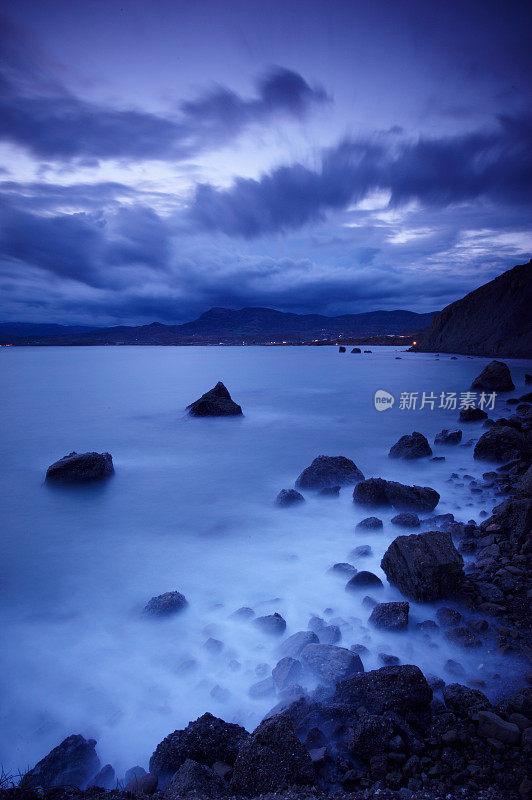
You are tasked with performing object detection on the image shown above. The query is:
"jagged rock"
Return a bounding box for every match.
[435,429,462,445]
[21,735,100,789]
[300,643,364,684]
[353,478,439,511]
[278,630,319,659]
[149,713,249,786]
[89,764,116,790]
[474,425,528,462]
[381,531,464,600]
[356,516,383,531]
[164,759,227,798]
[460,407,488,422]
[187,382,242,417]
[254,612,286,636]
[345,570,383,591]
[477,711,521,744]
[295,455,364,489]
[45,451,113,483]
[272,657,303,691]
[333,665,432,715]
[230,716,314,795]
[389,431,432,459]
[369,601,409,631]
[144,591,188,617]
[442,684,491,714]
[275,489,305,507]
[391,512,420,527]
[471,360,515,391]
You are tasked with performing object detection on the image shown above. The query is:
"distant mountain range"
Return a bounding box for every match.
[0,307,435,346]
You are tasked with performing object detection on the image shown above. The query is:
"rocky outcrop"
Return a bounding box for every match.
[353,477,439,511]
[144,591,188,616]
[187,382,243,416]
[474,424,528,462]
[388,431,432,459]
[412,261,532,357]
[471,360,515,391]
[21,735,100,789]
[381,531,465,600]
[368,601,409,631]
[45,452,114,483]
[275,488,305,507]
[295,455,364,489]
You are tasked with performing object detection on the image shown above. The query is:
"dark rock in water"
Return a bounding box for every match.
[89,764,116,790]
[125,766,146,785]
[351,544,372,557]
[329,562,357,577]
[369,601,409,631]
[230,716,314,795]
[295,455,364,489]
[471,360,515,391]
[459,406,488,422]
[249,677,276,699]
[275,489,305,507]
[254,612,286,636]
[381,531,464,600]
[526,373,532,384]
[353,477,439,511]
[436,608,462,627]
[364,350,372,353]
[445,659,466,677]
[187,382,242,417]
[333,664,432,715]
[351,347,361,353]
[389,431,432,459]
[431,455,446,461]
[144,591,188,617]
[426,674,445,691]
[272,657,303,691]
[391,511,420,527]
[204,637,224,655]
[362,595,377,609]
[442,683,491,713]
[278,630,319,659]
[45,451,113,483]
[125,772,158,795]
[416,619,438,632]
[474,425,528,462]
[317,485,340,497]
[230,606,254,620]
[339,346,346,352]
[355,516,383,531]
[435,428,462,445]
[346,570,383,591]
[149,713,249,787]
[379,653,400,665]
[445,625,481,648]
[300,643,364,684]
[164,759,227,798]
[22,734,100,789]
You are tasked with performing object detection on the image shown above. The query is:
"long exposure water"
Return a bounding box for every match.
[0,345,530,778]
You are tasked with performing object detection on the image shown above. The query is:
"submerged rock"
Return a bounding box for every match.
[369,601,409,631]
[300,643,364,684]
[45,451,113,483]
[345,570,383,591]
[187,382,243,417]
[21,735,100,789]
[435,428,462,445]
[333,664,432,715]
[459,406,488,422]
[254,612,286,636]
[339,346,346,353]
[355,516,383,531]
[353,477,439,511]
[272,657,303,691]
[381,530,464,601]
[144,591,188,617]
[295,455,364,489]
[471,360,515,391]
[389,431,432,459]
[474,425,528,462]
[278,630,319,659]
[391,512,420,527]
[275,488,305,507]
[351,347,361,353]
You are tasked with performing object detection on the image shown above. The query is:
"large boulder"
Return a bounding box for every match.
[474,425,528,462]
[149,713,249,786]
[253,613,286,636]
[144,591,188,617]
[333,665,432,716]
[45,452,113,483]
[369,601,409,631]
[272,657,303,691]
[275,489,305,507]
[389,432,432,459]
[21,735,100,789]
[443,684,491,714]
[459,407,488,422]
[353,478,439,511]
[230,716,314,795]
[381,531,464,601]
[295,455,364,489]
[355,516,383,531]
[300,643,364,684]
[164,760,227,798]
[278,630,319,659]
[187,382,242,417]
[345,570,383,591]
[471,360,515,391]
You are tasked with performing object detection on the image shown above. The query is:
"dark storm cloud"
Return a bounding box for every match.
[189,115,532,236]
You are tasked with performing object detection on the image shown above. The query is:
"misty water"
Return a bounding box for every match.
[1,345,530,779]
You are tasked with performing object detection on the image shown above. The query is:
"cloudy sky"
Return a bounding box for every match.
[1,0,531,325]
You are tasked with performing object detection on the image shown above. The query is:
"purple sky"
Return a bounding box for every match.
[1,0,531,324]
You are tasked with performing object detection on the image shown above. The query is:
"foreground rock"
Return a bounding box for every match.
[230,716,314,795]
[300,643,363,684]
[164,759,226,798]
[471,360,515,391]
[333,664,432,715]
[381,531,464,600]
[353,477,439,511]
[21,735,100,789]
[369,601,409,630]
[473,424,528,462]
[435,428,462,445]
[144,591,188,616]
[389,431,432,459]
[295,455,364,489]
[276,488,305,507]
[45,452,113,483]
[187,382,243,416]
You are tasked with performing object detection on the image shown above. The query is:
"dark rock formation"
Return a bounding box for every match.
[412,261,532,357]
[333,664,432,715]
[351,347,361,353]
[435,428,462,445]
[474,424,528,462]
[278,630,319,659]
[21,735,100,789]
[295,455,364,489]
[471,360,515,391]
[187,382,242,417]
[389,431,432,459]
[339,346,346,352]
[345,570,383,591]
[300,643,364,684]
[125,773,158,795]
[459,406,488,422]
[144,591,188,617]
[317,485,340,497]
[381,531,464,600]
[329,562,357,577]
[253,612,286,636]
[45,452,113,483]
[355,516,383,531]
[230,716,314,795]
[353,477,439,511]
[272,657,303,691]
[88,765,116,790]
[435,607,462,627]
[445,625,481,648]
[369,601,409,631]
[275,488,305,507]
[391,512,420,527]
[164,759,227,798]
